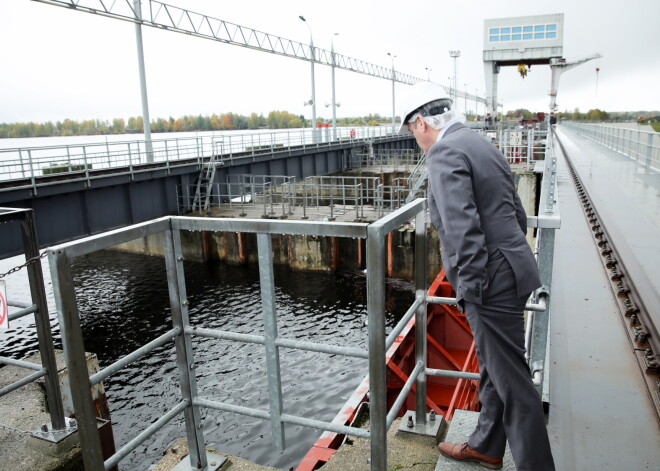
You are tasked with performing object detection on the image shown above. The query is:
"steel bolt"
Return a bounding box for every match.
[407,416,414,428]
[183,300,189,306]
[178,256,185,261]
[429,410,436,422]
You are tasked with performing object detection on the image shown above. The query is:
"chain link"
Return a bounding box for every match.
[0,252,48,279]
[0,422,33,436]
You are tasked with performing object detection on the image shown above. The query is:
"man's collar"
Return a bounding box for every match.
[435,120,460,143]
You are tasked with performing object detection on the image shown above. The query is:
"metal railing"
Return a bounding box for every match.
[346,149,421,172]
[562,122,660,172]
[0,207,75,440]
[0,126,406,188]
[47,135,560,469]
[176,175,390,221]
[47,199,430,470]
[481,128,549,167]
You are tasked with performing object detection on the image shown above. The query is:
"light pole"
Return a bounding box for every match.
[425,67,432,81]
[299,16,317,142]
[464,83,467,117]
[331,33,339,140]
[475,88,479,120]
[449,50,460,103]
[133,0,153,162]
[387,52,396,133]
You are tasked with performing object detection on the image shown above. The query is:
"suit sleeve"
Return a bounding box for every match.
[513,190,528,235]
[428,143,488,305]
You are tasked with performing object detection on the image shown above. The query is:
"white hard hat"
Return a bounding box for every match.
[397,81,452,135]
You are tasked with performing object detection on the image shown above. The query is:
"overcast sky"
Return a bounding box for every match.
[1,0,659,124]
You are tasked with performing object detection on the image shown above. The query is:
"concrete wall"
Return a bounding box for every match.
[111,223,443,283]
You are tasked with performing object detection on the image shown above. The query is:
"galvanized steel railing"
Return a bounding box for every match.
[0,126,404,188]
[176,174,398,221]
[562,122,660,172]
[0,208,73,440]
[47,199,430,471]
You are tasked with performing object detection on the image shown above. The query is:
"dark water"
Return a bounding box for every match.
[0,250,414,470]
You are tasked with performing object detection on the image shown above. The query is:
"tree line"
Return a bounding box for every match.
[0,111,393,139]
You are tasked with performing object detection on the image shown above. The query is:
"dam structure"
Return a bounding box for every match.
[1,4,659,471]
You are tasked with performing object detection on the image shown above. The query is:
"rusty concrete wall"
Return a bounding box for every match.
[111,224,442,282]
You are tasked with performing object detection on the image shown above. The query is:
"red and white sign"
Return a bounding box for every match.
[0,280,8,330]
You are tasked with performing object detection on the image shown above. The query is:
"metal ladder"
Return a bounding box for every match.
[191,150,222,212]
[404,153,427,203]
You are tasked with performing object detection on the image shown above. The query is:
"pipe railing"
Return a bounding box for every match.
[0,207,70,439]
[562,122,660,172]
[46,200,431,471]
[0,126,409,186]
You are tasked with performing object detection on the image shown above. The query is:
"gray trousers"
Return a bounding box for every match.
[464,258,555,471]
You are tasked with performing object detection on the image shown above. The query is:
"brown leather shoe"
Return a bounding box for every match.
[438,442,503,469]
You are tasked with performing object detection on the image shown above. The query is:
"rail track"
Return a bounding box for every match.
[555,130,660,424]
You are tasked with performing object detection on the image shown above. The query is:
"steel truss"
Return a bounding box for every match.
[33,0,423,85]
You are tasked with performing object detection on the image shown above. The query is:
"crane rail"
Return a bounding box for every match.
[556,131,660,423]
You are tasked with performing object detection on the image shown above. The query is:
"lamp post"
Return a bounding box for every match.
[425,67,432,81]
[299,16,317,142]
[387,52,396,133]
[475,88,479,120]
[449,50,460,103]
[464,83,467,117]
[133,0,153,162]
[331,33,339,140]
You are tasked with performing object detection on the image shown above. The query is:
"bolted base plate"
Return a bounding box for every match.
[397,410,444,439]
[171,452,227,471]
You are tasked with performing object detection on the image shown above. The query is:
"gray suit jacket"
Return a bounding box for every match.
[427,123,541,307]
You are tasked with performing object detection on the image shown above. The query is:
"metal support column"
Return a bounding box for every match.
[257,233,285,449]
[414,206,428,425]
[133,0,154,162]
[163,227,207,469]
[49,249,105,470]
[366,225,387,470]
[23,211,66,430]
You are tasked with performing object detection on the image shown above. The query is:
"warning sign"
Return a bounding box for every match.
[0,280,8,330]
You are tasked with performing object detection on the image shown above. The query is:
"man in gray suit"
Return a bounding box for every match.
[398,82,555,470]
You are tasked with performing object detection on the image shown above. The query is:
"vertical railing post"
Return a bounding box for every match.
[414,205,428,425]
[49,248,105,471]
[163,227,207,470]
[27,150,37,195]
[164,140,171,174]
[366,223,387,471]
[257,233,285,450]
[22,211,66,430]
[127,143,134,180]
[82,147,91,188]
[645,132,654,170]
[18,149,26,178]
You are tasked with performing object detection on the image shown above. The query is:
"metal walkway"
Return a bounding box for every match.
[546,125,660,469]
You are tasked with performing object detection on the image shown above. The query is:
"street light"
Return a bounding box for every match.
[299,15,317,141]
[331,32,339,140]
[425,67,432,81]
[464,83,467,117]
[449,50,460,103]
[387,52,396,132]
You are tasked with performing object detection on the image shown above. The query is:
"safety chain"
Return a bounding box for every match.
[0,252,48,279]
[0,422,33,436]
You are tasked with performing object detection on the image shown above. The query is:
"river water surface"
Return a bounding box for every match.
[0,250,413,470]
